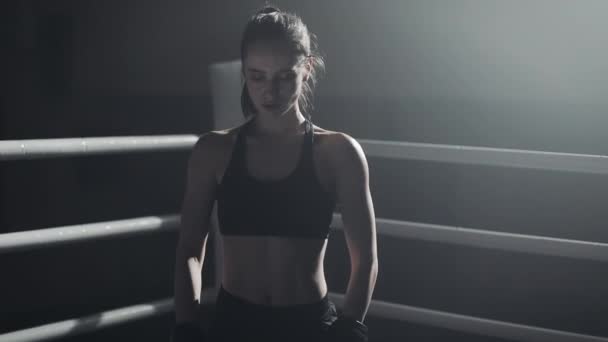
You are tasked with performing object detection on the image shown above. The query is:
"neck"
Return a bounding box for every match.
[249,107,308,138]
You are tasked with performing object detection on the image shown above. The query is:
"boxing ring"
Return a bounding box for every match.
[1,61,608,342]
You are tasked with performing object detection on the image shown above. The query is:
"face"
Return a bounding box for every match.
[243,40,310,116]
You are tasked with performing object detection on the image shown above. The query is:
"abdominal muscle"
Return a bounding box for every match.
[220,234,329,306]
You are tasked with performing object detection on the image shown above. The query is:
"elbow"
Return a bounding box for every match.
[353,256,379,275]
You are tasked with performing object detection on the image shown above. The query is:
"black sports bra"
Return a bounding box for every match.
[216,118,336,239]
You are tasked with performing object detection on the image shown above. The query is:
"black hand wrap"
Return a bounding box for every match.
[171,322,206,342]
[327,315,369,342]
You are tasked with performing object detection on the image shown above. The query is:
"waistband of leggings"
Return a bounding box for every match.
[216,285,332,318]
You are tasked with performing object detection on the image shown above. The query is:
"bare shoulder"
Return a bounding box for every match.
[193,122,248,158]
[190,122,249,183]
[312,126,367,169]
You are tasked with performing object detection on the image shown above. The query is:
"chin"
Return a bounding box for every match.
[259,106,288,115]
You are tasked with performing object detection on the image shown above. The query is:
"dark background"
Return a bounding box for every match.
[2,1,607,341]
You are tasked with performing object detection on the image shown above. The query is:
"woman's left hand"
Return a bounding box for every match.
[326,316,368,342]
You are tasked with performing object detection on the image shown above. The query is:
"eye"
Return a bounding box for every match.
[248,73,265,82]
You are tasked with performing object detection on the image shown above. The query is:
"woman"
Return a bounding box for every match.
[172,5,378,342]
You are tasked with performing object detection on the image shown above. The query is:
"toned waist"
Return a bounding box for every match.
[222,267,327,306]
[219,236,328,305]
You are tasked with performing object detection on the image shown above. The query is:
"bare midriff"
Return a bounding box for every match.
[220,234,329,306]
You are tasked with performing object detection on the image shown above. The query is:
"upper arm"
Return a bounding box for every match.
[178,132,219,260]
[331,133,378,267]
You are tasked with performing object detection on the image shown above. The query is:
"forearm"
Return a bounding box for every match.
[174,243,206,323]
[340,260,378,323]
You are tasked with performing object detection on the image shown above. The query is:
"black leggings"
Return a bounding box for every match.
[208,285,338,342]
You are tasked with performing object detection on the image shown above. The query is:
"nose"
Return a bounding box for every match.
[263,79,281,102]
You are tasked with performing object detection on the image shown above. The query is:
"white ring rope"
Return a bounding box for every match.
[0,136,198,160]
[0,289,220,342]
[332,214,608,262]
[0,297,174,342]
[359,139,608,174]
[0,215,179,254]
